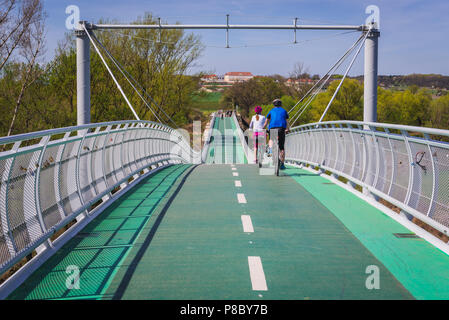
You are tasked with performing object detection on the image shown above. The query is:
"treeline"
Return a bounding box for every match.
[1,2,448,137]
[220,76,307,118]
[382,74,449,90]
[353,74,449,91]
[0,2,204,137]
[221,77,449,130]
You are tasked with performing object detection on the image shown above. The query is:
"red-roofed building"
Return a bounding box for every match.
[201,74,218,82]
[224,72,254,83]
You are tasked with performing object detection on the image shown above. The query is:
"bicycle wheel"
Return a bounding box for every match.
[271,129,280,176]
[275,153,280,176]
[257,135,264,168]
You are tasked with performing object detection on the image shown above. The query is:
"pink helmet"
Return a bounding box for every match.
[254,106,262,114]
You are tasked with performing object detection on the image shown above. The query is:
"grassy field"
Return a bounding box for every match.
[191,91,223,114]
[184,91,224,134]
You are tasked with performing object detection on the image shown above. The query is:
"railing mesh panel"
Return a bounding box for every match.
[0,121,195,274]
[286,121,449,234]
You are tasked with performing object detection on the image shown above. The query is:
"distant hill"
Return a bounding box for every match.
[353,74,449,91]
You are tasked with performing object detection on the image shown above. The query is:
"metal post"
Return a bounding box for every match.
[294,18,298,44]
[158,17,162,43]
[226,14,230,48]
[363,27,380,123]
[76,21,91,126]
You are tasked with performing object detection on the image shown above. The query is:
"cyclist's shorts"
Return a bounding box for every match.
[270,127,286,151]
[253,132,265,148]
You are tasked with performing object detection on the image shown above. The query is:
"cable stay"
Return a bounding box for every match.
[93,31,180,128]
[89,31,171,126]
[317,29,370,123]
[86,29,198,158]
[82,24,141,121]
[83,25,179,127]
[288,33,366,127]
[289,34,365,127]
[288,33,364,115]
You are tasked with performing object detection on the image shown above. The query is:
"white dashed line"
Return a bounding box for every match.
[232,167,237,171]
[248,256,268,291]
[241,215,254,233]
[234,180,242,187]
[237,193,247,204]
[233,172,239,177]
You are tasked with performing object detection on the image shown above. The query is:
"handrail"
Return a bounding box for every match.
[286,121,449,237]
[291,120,449,138]
[0,120,173,146]
[232,112,254,163]
[201,113,216,163]
[0,121,196,276]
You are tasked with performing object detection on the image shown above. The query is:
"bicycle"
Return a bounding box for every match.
[269,128,289,176]
[255,133,266,168]
[270,129,281,176]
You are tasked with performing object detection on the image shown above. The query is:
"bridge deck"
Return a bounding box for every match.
[205,116,247,164]
[8,161,449,300]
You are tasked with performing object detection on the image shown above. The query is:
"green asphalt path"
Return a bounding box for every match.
[8,162,449,300]
[206,117,247,164]
[99,165,413,299]
[8,164,192,300]
[284,166,449,300]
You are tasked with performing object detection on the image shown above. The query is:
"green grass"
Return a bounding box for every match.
[191,91,223,111]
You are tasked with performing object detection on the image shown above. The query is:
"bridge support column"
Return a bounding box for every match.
[363,29,380,123]
[76,22,91,126]
[362,28,380,197]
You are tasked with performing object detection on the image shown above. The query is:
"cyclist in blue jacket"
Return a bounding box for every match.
[263,99,290,170]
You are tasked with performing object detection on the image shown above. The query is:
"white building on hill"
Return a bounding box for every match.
[224,72,254,83]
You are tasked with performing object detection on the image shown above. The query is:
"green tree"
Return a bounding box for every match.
[82,14,204,126]
[0,12,205,136]
[220,77,288,118]
[383,88,431,126]
[429,94,449,129]
[377,87,400,123]
[292,79,363,125]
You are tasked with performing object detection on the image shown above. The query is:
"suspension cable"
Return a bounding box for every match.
[91,31,180,128]
[288,33,364,115]
[289,35,364,125]
[83,25,141,121]
[318,30,370,123]
[289,34,365,127]
[89,31,166,125]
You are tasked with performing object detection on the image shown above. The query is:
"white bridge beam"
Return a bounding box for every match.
[91,23,366,31]
[76,20,379,125]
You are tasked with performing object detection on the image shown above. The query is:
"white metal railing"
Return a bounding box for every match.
[201,113,216,163]
[232,112,254,163]
[285,121,449,237]
[0,120,196,276]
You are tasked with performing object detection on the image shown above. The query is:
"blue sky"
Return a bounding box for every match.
[43,0,449,77]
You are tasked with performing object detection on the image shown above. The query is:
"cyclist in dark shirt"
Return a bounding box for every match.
[263,99,290,170]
